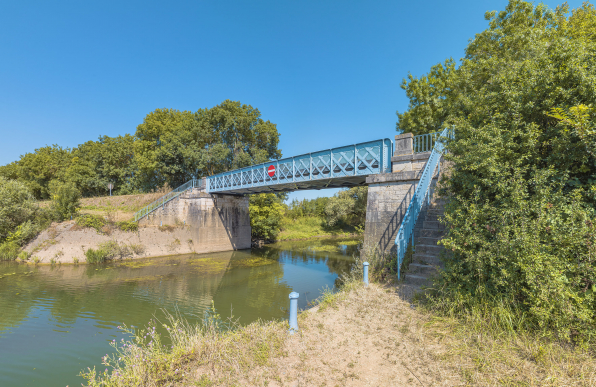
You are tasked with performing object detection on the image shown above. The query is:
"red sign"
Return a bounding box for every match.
[267,165,276,177]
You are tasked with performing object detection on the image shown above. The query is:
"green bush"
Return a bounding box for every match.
[0,176,38,243]
[116,221,138,232]
[398,1,596,342]
[49,180,81,221]
[76,214,106,233]
[6,220,39,246]
[249,193,284,240]
[84,247,108,264]
[0,241,20,261]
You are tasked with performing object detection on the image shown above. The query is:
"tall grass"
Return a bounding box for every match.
[80,305,287,386]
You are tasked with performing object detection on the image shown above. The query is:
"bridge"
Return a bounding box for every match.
[134,129,450,283]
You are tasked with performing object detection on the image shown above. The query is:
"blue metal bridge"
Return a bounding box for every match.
[133,132,443,221]
[205,139,393,195]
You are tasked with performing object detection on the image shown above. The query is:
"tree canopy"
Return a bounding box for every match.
[0,100,281,199]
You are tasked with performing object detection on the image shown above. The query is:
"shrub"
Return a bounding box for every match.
[128,244,145,255]
[85,247,109,264]
[76,214,106,233]
[49,180,81,221]
[0,241,20,261]
[249,193,284,240]
[116,221,138,232]
[17,250,29,261]
[6,220,39,246]
[0,177,38,243]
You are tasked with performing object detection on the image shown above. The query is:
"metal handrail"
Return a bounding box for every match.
[413,131,441,153]
[133,178,204,222]
[395,127,451,279]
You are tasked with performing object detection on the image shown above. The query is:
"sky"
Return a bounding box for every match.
[0,0,586,202]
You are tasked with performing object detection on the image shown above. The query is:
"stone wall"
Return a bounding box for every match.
[140,189,251,253]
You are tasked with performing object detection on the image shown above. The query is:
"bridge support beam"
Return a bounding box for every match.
[362,133,433,257]
[139,189,251,253]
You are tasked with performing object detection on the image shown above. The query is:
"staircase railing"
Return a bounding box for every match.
[395,128,451,279]
[134,178,204,222]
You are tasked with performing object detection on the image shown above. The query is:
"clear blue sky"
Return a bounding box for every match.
[0,0,584,201]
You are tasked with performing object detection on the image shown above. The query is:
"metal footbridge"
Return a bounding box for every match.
[134,133,443,221]
[206,139,393,195]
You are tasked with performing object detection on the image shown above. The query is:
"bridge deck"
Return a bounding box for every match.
[206,139,393,195]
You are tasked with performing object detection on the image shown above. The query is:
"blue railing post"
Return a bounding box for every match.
[288,292,299,334]
[363,262,369,287]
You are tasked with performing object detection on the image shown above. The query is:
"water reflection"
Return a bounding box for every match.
[0,238,359,387]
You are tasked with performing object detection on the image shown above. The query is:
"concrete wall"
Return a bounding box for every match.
[363,133,434,256]
[140,189,251,253]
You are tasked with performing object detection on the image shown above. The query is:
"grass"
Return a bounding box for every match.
[276,216,359,241]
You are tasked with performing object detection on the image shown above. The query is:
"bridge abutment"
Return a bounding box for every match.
[363,133,433,256]
[139,189,251,253]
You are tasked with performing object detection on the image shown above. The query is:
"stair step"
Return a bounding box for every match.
[423,221,445,230]
[403,274,432,287]
[416,237,442,246]
[412,253,443,266]
[415,244,443,254]
[418,229,444,238]
[408,263,438,276]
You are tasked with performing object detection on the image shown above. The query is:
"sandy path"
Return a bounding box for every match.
[249,284,460,386]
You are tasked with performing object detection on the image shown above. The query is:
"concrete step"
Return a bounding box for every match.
[403,274,432,287]
[414,244,443,255]
[408,263,438,277]
[412,253,443,266]
[423,221,445,230]
[425,214,443,222]
[416,236,442,246]
[418,229,444,238]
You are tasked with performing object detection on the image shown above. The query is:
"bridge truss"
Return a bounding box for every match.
[206,139,393,195]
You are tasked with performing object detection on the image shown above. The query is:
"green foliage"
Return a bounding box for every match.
[0,177,39,243]
[324,187,368,228]
[133,100,281,191]
[0,241,20,261]
[84,247,108,264]
[49,180,81,220]
[76,214,107,233]
[285,197,329,219]
[399,1,596,341]
[116,221,138,232]
[249,193,285,240]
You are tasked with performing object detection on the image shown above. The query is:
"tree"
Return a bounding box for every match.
[325,187,368,228]
[49,180,81,220]
[0,177,38,242]
[399,1,596,340]
[249,193,285,240]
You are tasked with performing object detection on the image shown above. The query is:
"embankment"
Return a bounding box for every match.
[24,222,203,264]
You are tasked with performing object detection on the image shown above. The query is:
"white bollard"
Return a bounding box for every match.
[363,262,369,287]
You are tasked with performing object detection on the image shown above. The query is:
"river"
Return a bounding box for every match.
[0,238,359,387]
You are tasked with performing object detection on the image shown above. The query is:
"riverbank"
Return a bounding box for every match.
[22,221,200,264]
[81,278,596,386]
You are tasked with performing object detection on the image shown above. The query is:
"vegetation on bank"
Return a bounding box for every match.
[399,0,596,343]
[250,187,368,241]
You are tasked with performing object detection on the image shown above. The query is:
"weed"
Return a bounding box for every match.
[116,221,138,232]
[18,250,30,261]
[159,224,176,232]
[33,256,41,264]
[0,241,20,261]
[50,257,56,265]
[76,214,107,233]
[73,257,79,264]
[128,243,145,255]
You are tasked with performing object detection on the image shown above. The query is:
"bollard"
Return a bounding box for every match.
[288,291,299,334]
[363,262,369,287]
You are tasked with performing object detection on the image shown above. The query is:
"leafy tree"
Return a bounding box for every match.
[0,177,38,243]
[249,193,285,240]
[49,180,81,220]
[325,187,368,227]
[399,0,596,340]
[134,100,281,191]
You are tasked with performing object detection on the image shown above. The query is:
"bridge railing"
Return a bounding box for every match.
[395,127,452,279]
[133,178,204,222]
[413,131,442,153]
[206,138,393,193]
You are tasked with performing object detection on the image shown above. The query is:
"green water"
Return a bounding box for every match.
[0,238,358,387]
